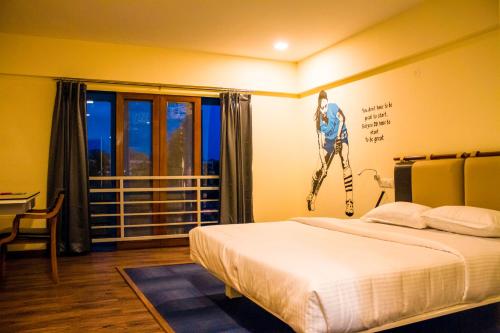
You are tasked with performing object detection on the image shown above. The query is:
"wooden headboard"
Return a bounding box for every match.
[394,154,500,210]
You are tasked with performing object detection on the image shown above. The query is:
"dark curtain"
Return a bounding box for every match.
[47,81,90,254]
[219,92,254,224]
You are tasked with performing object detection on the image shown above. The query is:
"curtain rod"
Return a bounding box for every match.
[393,151,500,162]
[53,76,299,98]
[0,72,301,98]
[54,76,252,93]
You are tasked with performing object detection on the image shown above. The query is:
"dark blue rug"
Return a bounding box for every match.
[119,263,294,333]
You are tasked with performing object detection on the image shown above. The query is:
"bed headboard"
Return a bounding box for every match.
[394,154,500,210]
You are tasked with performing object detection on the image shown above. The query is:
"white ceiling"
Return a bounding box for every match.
[0,0,422,62]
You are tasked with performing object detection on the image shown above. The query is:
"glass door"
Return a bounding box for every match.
[116,93,160,238]
[159,96,201,234]
[115,93,201,238]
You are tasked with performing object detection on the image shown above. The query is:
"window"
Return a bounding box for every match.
[201,97,221,175]
[123,100,153,176]
[86,92,115,177]
[86,91,220,244]
[86,92,117,249]
[200,97,221,223]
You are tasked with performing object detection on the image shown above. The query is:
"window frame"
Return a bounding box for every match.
[116,93,201,237]
[116,92,202,177]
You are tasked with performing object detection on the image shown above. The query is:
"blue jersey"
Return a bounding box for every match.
[319,103,347,140]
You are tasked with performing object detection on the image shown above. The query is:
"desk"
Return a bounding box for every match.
[0,192,40,215]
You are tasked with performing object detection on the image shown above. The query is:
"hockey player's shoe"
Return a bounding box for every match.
[345,199,354,217]
[306,193,316,211]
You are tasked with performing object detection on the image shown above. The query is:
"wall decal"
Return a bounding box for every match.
[361,102,392,143]
[307,91,354,216]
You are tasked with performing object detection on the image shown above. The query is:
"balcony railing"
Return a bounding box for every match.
[88,175,220,243]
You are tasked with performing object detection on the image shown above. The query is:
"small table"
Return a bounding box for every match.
[0,192,40,215]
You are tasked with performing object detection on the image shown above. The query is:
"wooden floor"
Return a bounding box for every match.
[0,247,498,333]
[0,247,190,332]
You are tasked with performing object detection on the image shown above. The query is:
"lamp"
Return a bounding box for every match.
[358,168,393,207]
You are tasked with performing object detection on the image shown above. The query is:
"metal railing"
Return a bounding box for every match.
[88,175,219,243]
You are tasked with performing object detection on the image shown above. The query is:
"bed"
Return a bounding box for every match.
[189,154,500,333]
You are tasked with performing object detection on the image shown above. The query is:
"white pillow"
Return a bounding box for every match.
[421,206,500,237]
[361,201,430,229]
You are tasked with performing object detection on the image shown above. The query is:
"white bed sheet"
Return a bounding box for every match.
[189,218,500,333]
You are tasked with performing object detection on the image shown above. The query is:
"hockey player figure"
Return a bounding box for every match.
[306,90,354,216]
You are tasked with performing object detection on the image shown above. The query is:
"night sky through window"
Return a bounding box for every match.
[86,92,220,176]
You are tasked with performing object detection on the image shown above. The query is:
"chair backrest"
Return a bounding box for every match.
[46,192,65,219]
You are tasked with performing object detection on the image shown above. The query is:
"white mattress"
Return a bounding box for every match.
[189,218,500,333]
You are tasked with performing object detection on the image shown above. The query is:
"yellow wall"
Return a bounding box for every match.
[0,76,54,206]
[252,96,311,221]
[0,33,297,94]
[296,0,500,218]
[0,33,299,233]
[0,75,55,249]
[0,35,295,253]
[0,0,499,234]
[297,0,499,93]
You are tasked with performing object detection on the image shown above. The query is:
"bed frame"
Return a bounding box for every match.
[375,152,500,332]
[394,152,500,211]
[218,152,500,332]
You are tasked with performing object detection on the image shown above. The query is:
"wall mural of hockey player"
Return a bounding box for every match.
[306,90,354,216]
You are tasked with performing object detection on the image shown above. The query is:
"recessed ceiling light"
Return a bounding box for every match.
[274,41,288,51]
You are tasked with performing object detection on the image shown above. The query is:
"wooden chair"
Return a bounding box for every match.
[0,193,65,283]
